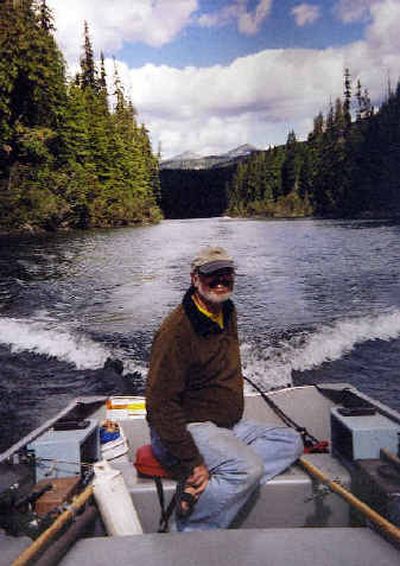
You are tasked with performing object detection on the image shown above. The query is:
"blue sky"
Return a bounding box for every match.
[118,1,366,69]
[48,0,400,158]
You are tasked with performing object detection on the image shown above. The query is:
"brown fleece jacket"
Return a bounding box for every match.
[146,288,244,477]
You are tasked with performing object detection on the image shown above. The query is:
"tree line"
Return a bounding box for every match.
[160,166,235,218]
[0,0,161,232]
[227,69,400,218]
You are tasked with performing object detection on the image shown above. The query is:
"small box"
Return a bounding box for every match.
[105,396,146,420]
[331,407,400,461]
[28,419,99,481]
[34,477,80,517]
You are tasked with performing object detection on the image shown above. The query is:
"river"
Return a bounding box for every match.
[1,217,400,451]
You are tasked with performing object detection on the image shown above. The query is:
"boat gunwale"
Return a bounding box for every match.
[0,395,107,464]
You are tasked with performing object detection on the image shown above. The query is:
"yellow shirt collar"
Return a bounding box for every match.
[192,294,224,329]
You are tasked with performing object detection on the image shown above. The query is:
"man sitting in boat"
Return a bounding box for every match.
[146,246,303,531]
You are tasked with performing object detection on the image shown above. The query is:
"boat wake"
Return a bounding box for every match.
[242,309,400,389]
[2,309,400,385]
[0,316,112,370]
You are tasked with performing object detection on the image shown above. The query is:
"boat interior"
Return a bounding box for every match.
[1,383,400,565]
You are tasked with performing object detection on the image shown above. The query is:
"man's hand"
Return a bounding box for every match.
[186,464,209,495]
[177,464,210,517]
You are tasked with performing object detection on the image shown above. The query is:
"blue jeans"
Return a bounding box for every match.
[153,420,303,531]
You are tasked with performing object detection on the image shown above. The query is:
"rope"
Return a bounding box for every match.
[37,457,95,468]
[155,477,179,533]
[35,457,95,478]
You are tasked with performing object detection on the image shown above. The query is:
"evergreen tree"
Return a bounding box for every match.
[223,71,400,221]
[0,2,161,231]
[37,0,53,32]
[356,79,373,122]
[281,130,299,196]
[343,68,352,129]
[0,0,68,228]
[80,21,97,91]
[99,52,107,96]
[308,112,324,143]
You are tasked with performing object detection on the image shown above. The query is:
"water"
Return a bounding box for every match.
[1,217,400,451]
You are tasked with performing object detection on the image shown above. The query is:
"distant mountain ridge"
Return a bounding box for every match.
[160,144,259,170]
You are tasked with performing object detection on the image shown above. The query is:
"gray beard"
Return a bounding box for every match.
[196,281,232,305]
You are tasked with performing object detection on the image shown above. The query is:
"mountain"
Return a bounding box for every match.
[160,144,259,170]
[168,150,202,161]
[224,144,258,158]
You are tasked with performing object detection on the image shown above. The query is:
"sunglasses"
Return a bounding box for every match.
[200,270,234,288]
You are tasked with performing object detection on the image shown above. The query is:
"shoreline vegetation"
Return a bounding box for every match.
[2,2,400,235]
[0,1,161,235]
[159,70,400,222]
[226,68,400,220]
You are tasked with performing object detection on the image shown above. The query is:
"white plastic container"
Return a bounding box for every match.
[101,426,129,461]
[93,460,143,536]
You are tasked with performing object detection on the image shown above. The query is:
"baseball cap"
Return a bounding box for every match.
[191,246,234,275]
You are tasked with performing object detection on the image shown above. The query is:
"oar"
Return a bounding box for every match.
[244,376,400,544]
[12,484,94,566]
[299,456,400,544]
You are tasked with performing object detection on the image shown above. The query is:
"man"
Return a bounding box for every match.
[146,246,302,531]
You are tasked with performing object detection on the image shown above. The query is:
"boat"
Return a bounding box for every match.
[1,382,400,565]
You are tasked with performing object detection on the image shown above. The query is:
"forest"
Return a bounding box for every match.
[0,0,161,232]
[160,165,235,219]
[227,70,400,218]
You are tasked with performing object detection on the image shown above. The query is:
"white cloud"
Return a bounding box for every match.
[123,0,400,158]
[119,48,345,157]
[47,0,198,64]
[333,0,380,23]
[198,0,272,35]
[47,0,400,158]
[197,4,237,28]
[238,0,273,35]
[366,0,400,54]
[291,4,321,27]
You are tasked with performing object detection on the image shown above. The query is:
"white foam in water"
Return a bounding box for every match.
[3,309,400,379]
[242,309,400,389]
[291,310,400,371]
[0,316,111,369]
[123,359,148,376]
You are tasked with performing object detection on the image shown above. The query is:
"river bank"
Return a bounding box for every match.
[0,214,163,238]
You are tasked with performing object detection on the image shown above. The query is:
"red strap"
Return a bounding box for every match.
[303,440,329,454]
[134,444,173,478]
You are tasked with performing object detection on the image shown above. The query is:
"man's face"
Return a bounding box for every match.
[192,268,234,305]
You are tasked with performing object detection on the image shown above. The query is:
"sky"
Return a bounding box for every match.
[46,0,400,159]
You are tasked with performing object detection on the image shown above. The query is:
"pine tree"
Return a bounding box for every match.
[281,130,299,196]
[0,0,68,229]
[99,52,107,96]
[343,68,352,129]
[334,97,345,140]
[356,79,373,121]
[0,3,161,231]
[37,0,53,32]
[80,21,97,91]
